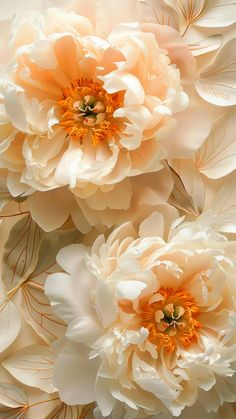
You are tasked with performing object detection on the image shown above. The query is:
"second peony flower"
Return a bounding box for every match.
[45,216,236,418]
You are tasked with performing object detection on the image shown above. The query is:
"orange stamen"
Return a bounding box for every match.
[58,78,124,146]
[140,288,201,353]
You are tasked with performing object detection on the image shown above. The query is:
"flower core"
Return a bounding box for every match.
[58,79,123,146]
[140,288,201,352]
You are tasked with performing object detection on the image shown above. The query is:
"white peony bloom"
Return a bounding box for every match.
[45,218,236,417]
[0,0,210,197]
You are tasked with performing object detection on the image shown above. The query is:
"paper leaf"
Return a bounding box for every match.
[164,0,236,28]
[187,33,222,56]
[0,300,21,354]
[0,382,27,408]
[0,406,27,418]
[203,172,236,233]
[0,385,60,418]
[0,177,13,211]
[3,345,57,394]
[194,0,236,28]
[149,0,179,28]
[21,229,78,343]
[195,111,236,179]
[170,160,205,214]
[196,39,236,106]
[168,165,200,216]
[2,215,42,292]
[21,275,66,344]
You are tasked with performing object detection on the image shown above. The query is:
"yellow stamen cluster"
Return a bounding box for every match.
[140,288,201,353]
[58,79,123,146]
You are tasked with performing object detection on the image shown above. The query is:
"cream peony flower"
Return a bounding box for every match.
[0,0,211,202]
[0,163,175,233]
[72,164,177,231]
[93,400,236,419]
[45,217,236,417]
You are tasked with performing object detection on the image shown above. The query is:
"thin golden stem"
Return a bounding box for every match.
[0,211,30,219]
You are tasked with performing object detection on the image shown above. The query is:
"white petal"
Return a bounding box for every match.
[4,89,28,132]
[56,243,88,276]
[26,188,74,232]
[139,211,164,238]
[101,71,145,106]
[95,279,118,328]
[116,281,147,300]
[54,342,99,405]
[45,272,77,324]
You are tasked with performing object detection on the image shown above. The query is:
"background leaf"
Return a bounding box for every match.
[195,111,236,179]
[186,33,222,56]
[196,39,236,106]
[168,163,203,217]
[0,382,27,408]
[3,345,57,394]
[21,229,79,343]
[164,0,236,28]
[0,300,21,354]
[2,215,42,292]
[0,177,13,211]
[0,383,60,418]
[201,172,236,234]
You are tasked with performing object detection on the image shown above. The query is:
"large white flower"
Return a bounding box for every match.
[45,217,236,417]
[0,0,210,197]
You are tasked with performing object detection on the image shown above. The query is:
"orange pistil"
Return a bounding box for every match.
[58,78,124,146]
[140,288,201,353]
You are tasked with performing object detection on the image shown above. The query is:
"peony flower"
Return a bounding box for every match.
[0,163,175,233]
[0,0,211,214]
[93,400,236,419]
[45,216,236,417]
[72,164,177,231]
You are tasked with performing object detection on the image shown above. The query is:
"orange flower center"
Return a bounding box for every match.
[58,79,123,146]
[140,288,201,353]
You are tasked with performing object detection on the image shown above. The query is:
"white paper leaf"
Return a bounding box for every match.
[201,172,236,233]
[21,229,78,343]
[187,33,222,56]
[0,382,27,408]
[3,345,57,394]
[170,160,206,214]
[2,215,42,292]
[164,0,236,28]
[149,0,178,28]
[21,278,66,344]
[0,386,60,418]
[195,0,236,27]
[0,177,12,211]
[195,111,236,179]
[196,39,236,106]
[0,300,21,354]
[168,164,202,216]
